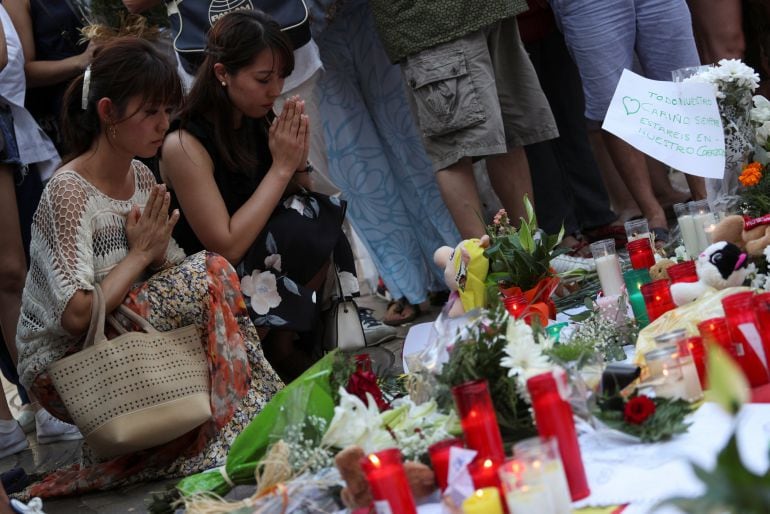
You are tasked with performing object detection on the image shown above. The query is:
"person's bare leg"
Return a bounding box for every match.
[588,131,640,222]
[0,170,25,365]
[685,174,706,200]
[435,157,486,238]
[647,157,690,208]
[486,146,534,225]
[602,132,667,229]
[688,0,745,64]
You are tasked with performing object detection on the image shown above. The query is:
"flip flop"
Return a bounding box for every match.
[383,298,420,326]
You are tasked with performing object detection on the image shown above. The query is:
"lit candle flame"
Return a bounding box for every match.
[368,454,381,467]
[483,459,493,469]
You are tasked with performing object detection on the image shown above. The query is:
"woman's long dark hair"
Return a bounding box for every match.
[61,37,182,161]
[177,10,295,173]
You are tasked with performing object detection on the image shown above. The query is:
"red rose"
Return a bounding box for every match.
[624,396,656,425]
[346,354,390,411]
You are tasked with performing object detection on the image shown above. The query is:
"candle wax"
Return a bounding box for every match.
[677,214,700,258]
[504,484,553,514]
[463,487,504,514]
[595,254,624,296]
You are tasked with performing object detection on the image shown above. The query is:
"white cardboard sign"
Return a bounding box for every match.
[602,69,725,179]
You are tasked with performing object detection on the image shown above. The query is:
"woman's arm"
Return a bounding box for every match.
[61,185,179,336]
[4,0,94,88]
[121,0,162,14]
[161,130,295,264]
[161,101,309,264]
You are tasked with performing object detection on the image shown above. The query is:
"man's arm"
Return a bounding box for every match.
[121,0,162,14]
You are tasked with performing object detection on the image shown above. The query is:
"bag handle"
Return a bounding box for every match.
[83,284,159,349]
[330,252,351,302]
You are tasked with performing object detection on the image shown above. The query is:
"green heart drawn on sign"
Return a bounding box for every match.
[622,96,641,115]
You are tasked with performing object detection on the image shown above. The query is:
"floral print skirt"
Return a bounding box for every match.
[26,251,283,498]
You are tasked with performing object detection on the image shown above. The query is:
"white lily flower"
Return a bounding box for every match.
[240,270,281,315]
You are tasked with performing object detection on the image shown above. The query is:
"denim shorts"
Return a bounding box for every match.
[0,104,21,167]
[401,18,558,171]
[548,0,700,121]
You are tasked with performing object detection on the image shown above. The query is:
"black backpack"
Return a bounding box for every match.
[166,0,310,72]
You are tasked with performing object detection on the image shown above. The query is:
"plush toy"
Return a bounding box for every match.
[649,258,675,281]
[670,241,749,306]
[433,236,490,317]
[710,214,770,257]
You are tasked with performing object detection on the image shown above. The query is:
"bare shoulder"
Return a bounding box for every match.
[161,129,214,180]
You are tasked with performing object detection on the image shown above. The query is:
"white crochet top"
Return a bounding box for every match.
[17,160,185,388]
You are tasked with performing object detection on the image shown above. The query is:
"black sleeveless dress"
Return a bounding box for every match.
[169,115,357,332]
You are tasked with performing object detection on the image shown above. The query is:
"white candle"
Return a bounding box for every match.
[677,214,700,258]
[595,254,624,297]
[679,356,704,402]
[505,484,553,514]
[693,213,714,253]
[538,460,572,514]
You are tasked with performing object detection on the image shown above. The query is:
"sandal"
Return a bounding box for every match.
[383,298,420,326]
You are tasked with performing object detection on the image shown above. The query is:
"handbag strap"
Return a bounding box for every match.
[83,285,159,349]
[330,252,350,301]
[83,284,108,348]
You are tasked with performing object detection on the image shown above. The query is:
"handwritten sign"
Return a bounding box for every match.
[603,69,725,179]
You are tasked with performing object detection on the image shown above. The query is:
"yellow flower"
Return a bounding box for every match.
[739,162,763,187]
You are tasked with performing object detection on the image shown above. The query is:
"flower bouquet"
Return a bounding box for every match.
[684,59,761,209]
[483,196,565,317]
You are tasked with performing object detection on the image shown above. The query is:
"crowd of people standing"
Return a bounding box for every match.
[0,0,768,499]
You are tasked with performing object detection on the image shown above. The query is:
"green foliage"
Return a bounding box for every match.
[595,395,692,443]
[563,299,638,363]
[661,433,770,513]
[546,337,597,369]
[484,197,566,293]
[435,305,537,442]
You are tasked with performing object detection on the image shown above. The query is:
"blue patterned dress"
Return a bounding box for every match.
[311,0,460,304]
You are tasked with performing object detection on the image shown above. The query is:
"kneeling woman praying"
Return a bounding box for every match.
[15,37,283,498]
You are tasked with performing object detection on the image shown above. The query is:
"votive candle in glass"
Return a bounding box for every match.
[462,487,504,514]
[640,280,676,322]
[674,202,700,258]
[503,293,528,320]
[360,448,418,514]
[624,218,650,243]
[468,457,503,490]
[428,437,463,491]
[752,292,770,344]
[451,380,506,463]
[690,200,713,253]
[624,268,651,327]
[590,239,624,296]
[627,237,656,270]
[644,342,703,402]
[722,292,770,387]
[666,260,698,284]
[681,336,707,389]
[507,437,572,514]
[698,317,734,353]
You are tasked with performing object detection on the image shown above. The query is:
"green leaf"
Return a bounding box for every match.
[707,342,749,415]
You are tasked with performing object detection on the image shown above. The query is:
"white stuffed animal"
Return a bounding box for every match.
[670,241,749,306]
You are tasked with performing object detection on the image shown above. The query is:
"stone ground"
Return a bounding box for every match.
[1,295,441,513]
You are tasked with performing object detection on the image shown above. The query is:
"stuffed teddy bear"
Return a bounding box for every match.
[710,214,770,257]
[649,258,675,281]
[670,241,749,306]
[433,236,490,317]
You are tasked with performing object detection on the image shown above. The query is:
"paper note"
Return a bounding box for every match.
[603,69,725,179]
[444,447,477,508]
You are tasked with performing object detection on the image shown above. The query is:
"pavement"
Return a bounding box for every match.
[1,294,441,513]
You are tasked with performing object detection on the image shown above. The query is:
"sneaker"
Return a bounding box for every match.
[16,407,35,434]
[0,420,28,459]
[35,409,83,444]
[359,307,397,346]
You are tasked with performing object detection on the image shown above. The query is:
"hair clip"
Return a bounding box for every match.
[81,65,92,111]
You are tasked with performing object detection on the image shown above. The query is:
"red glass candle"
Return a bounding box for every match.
[753,292,770,341]
[640,280,676,322]
[666,260,698,284]
[360,448,418,514]
[502,294,528,320]
[428,438,463,491]
[452,380,506,464]
[526,370,590,501]
[722,292,770,387]
[698,317,732,349]
[627,238,656,270]
[680,336,707,389]
[468,457,502,490]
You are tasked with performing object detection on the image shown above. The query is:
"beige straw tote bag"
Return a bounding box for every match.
[48,284,212,459]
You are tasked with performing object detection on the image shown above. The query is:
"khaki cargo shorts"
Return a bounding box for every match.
[401,17,558,171]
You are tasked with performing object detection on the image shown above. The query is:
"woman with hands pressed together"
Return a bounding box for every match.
[16,37,282,498]
[162,11,356,381]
